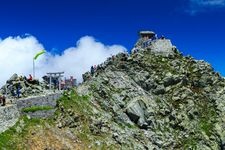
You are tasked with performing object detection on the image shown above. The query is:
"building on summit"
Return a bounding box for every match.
[139,31,155,40]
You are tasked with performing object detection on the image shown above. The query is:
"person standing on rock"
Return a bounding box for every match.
[153,34,158,40]
[53,78,57,90]
[91,66,95,76]
[160,35,165,39]
[0,94,6,106]
[16,83,21,98]
[28,74,33,82]
[60,79,65,90]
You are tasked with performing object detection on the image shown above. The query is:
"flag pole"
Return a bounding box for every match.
[33,59,35,79]
[33,50,45,79]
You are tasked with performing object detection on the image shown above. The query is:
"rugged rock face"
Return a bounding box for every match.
[0,74,49,98]
[74,38,225,149]
[0,105,20,133]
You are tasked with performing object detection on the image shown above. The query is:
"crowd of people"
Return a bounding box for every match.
[86,52,129,82]
[141,34,166,48]
[87,34,165,79]
[132,34,166,54]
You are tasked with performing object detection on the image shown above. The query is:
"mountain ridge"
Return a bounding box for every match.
[75,37,225,149]
[1,35,225,149]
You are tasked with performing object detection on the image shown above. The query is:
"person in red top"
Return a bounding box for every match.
[28,74,33,81]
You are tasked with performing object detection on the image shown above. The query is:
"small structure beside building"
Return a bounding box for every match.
[64,76,77,90]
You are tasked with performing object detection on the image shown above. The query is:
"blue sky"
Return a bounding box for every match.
[0,0,225,76]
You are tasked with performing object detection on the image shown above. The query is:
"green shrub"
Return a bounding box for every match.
[22,106,54,113]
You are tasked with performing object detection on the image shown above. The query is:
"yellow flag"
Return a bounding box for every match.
[34,50,45,60]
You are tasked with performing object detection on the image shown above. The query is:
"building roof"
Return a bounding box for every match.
[47,72,64,75]
[139,31,155,35]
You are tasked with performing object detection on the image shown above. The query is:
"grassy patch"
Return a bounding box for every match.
[57,88,91,116]
[0,116,51,149]
[56,88,92,143]
[199,118,214,136]
[22,106,54,113]
[183,137,198,150]
[197,96,217,137]
[179,96,217,148]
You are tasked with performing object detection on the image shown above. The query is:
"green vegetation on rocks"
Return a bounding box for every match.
[22,106,54,113]
[0,116,52,149]
[78,38,225,149]
[55,89,120,149]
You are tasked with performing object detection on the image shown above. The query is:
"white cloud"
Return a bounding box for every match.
[0,36,44,86]
[186,0,225,15]
[0,35,126,86]
[191,0,225,6]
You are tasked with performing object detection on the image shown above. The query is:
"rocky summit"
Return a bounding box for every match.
[1,35,225,150]
[76,37,225,149]
[0,74,50,99]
